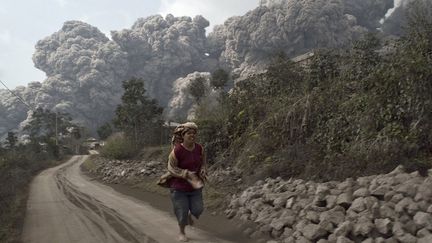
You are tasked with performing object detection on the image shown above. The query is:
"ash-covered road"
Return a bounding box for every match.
[22,155,234,243]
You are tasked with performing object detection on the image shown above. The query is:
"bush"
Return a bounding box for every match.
[0,146,63,242]
[195,11,432,182]
[100,133,139,159]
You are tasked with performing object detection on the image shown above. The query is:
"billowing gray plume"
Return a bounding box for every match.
[0,0,414,138]
[111,14,216,106]
[26,21,129,132]
[208,0,394,80]
[167,71,220,121]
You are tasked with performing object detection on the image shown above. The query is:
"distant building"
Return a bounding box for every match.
[291,51,315,67]
[164,121,181,128]
[86,137,98,142]
[84,137,100,150]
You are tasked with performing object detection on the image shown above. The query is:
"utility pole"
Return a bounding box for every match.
[160,122,163,145]
[55,112,58,146]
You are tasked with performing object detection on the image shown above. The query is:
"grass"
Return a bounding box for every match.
[0,155,71,243]
[137,145,171,162]
[0,189,28,243]
[81,155,98,172]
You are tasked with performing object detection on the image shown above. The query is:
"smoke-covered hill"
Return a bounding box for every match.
[208,0,395,80]
[0,0,415,138]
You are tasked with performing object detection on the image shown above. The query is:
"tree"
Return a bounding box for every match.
[61,126,86,155]
[211,68,229,89]
[113,78,164,146]
[265,53,305,95]
[5,131,17,149]
[23,108,74,142]
[188,76,207,103]
[22,108,78,158]
[97,122,113,140]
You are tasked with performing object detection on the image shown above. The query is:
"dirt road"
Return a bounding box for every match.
[22,156,235,243]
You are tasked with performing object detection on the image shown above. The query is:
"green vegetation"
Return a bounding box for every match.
[113,78,164,147]
[97,122,113,140]
[136,145,171,162]
[194,2,432,181]
[99,133,139,159]
[23,108,83,158]
[5,132,17,150]
[101,78,165,160]
[210,68,230,90]
[0,144,70,242]
[0,108,83,242]
[81,154,98,172]
[188,76,207,103]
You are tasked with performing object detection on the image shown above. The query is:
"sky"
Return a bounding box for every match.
[0,0,260,89]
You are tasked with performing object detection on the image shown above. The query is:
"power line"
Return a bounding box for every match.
[0,79,34,111]
[0,79,62,146]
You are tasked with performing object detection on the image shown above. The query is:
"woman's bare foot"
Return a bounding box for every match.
[178,234,188,242]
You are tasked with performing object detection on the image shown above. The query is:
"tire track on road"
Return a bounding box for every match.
[55,160,157,243]
[23,155,236,243]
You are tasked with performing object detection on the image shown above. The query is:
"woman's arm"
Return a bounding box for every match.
[167,150,188,178]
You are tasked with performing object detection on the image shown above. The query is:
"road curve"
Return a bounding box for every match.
[22,155,234,243]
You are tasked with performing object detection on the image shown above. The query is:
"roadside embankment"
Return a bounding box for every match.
[226,166,432,243]
[0,155,70,243]
[83,152,432,243]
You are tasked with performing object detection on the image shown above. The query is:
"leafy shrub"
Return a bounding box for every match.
[0,145,62,242]
[100,133,139,159]
[195,6,432,181]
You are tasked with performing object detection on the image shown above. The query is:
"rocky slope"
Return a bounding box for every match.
[226,166,432,243]
[86,156,165,184]
[84,154,243,193]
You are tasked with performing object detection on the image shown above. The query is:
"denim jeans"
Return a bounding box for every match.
[170,188,204,226]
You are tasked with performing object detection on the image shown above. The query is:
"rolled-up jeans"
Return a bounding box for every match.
[170,188,204,226]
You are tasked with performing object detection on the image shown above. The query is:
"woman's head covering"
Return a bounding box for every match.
[171,122,198,146]
[181,122,198,131]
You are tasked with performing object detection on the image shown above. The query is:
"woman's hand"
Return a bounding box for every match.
[186,170,197,178]
[186,170,203,189]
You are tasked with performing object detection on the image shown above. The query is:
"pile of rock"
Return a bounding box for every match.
[87,157,165,183]
[87,157,240,186]
[225,166,432,243]
[210,166,243,184]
